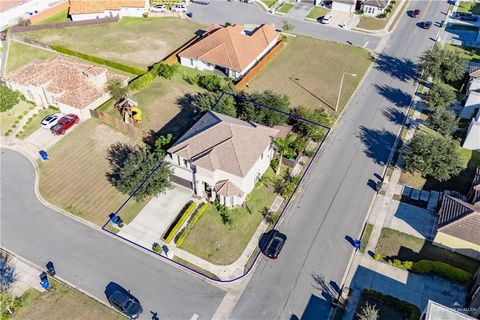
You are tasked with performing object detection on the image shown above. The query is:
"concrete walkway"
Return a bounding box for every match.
[2,251,44,297]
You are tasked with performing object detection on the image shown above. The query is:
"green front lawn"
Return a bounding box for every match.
[11,279,123,320]
[278,3,294,14]
[248,36,371,117]
[35,9,70,25]
[359,223,374,253]
[306,7,329,20]
[180,168,278,265]
[376,228,480,274]
[7,41,57,72]
[457,1,480,14]
[357,0,400,30]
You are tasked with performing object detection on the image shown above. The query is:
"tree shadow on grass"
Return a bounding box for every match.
[357,126,398,165]
[374,54,418,82]
[105,142,139,186]
[375,84,412,108]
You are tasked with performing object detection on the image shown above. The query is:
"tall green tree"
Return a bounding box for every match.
[190,92,237,117]
[402,133,462,182]
[238,90,290,126]
[357,302,379,320]
[273,135,296,175]
[419,46,467,82]
[291,106,331,141]
[107,79,128,102]
[0,291,17,317]
[427,108,459,136]
[427,82,456,110]
[109,147,172,201]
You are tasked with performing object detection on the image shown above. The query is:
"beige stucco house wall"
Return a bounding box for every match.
[433,232,480,260]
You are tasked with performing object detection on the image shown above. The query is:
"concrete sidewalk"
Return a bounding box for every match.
[3,252,44,297]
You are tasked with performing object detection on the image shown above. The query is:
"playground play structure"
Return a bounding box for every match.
[117,97,142,124]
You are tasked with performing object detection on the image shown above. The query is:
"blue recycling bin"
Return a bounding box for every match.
[186,12,193,18]
[39,150,49,161]
[40,277,49,290]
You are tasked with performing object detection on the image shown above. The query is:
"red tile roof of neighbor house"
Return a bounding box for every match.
[178,24,279,73]
[69,0,146,14]
[5,56,128,109]
[437,195,480,246]
[168,111,281,178]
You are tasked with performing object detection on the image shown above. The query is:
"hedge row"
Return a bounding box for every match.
[411,260,473,284]
[362,289,421,320]
[164,201,197,243]
[175,203,208,247]
[129,70,156,92]
[50,44,145,75]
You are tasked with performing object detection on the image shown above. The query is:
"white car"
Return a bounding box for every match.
[150,4,166,12]
[40,113,63,129]
[321,15,333,24]
[172,3,187,12]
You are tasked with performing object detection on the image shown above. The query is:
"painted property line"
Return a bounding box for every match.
[102,92,332,283]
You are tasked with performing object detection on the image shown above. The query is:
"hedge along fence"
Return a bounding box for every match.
[236,39,285,90]
[50,44,145,75]
[361,289,421,320]
[164,201,197,243]
[411,260,473,284]
[175,202,208,247]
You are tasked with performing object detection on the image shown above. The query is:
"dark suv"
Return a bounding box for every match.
[108,291,143,319]
[264,230,287,259]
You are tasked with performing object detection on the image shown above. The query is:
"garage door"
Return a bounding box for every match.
[332,2,353,12]
[171,175,193,189]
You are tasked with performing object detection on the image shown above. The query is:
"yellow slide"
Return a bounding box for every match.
[131,107,142,122]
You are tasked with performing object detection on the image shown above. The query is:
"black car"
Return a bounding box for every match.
[108,291,143,319]
[423,21,433,29]
[191,0,209,4]
[264,230,287,259]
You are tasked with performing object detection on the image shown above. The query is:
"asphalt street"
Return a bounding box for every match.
[0,148,225,320]
[229,1,449,319]
[188,1,381,50]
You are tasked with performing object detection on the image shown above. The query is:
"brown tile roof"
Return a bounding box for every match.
[272,124,292,138]
[69,0,146,14]
[362,0,389,8]
[5,56,128,109]
[214,180,244,197]
[168,111,280,178]
[469,65,480,78]
[178,24,279,73]
[437,195,480,246]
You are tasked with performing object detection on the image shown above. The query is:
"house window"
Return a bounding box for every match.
[230,196,234,207]
[190,59,194,66]
[261,152,263,160]
[177,156,181,166]
[183,159,188,167]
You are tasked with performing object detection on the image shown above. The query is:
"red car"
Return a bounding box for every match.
[50,114,79,135]
[412,9,420,18]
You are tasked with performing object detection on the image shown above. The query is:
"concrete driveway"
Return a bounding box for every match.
[118,185,194,249]
[24,127,70,151]
[284,2,314,20]
[386,201,438,240]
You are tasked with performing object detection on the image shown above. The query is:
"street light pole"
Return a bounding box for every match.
[335,72,357,112]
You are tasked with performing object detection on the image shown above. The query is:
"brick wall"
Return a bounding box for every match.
[29,1,69,25]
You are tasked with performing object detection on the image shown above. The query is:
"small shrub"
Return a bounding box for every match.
[411,260,472,284]
[164,201,197,243]
[11,124,16,128]
[157,63,178,79]
[129,71,156,91]
[402,261,413,270]
[14,119,19,124]
[362,289,421,320]
[197,74,224,92]
[220,211,232,225]
[356,9,364,14]
[376,13,387,18]
[183,73,199,85]
[142,12,149,18]
[373,252,382,261]
[270,158,279,172]
[1,85,22,112]
[22,111,28,116]
[17,115,23,120]
[4,132,9,136]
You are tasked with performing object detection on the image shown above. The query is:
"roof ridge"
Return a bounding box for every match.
[438,195,477,230]
[226,124,245,176]
[225,26,241,71]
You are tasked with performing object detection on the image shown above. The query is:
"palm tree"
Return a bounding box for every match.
[273,136,295,175]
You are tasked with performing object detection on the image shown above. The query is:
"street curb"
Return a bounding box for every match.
[0,247,127,319]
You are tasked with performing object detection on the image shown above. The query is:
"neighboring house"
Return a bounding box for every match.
[331,0,357,13]
[463,67,480,119]
[421,300,475,320]
[178,24,280,80]
[69,0,149,21]
[463,109,480,151]
[361,0,389,16]
[469,267,480,318]
[434,168,480,260]
[3,56,128,120]
[166,111,289,207]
